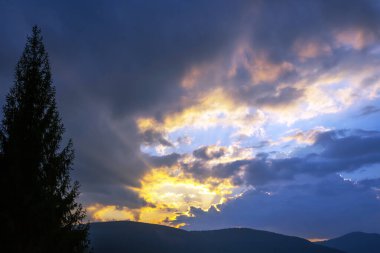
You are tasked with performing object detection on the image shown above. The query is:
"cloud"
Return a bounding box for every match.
[1,0,380,234]
[247,129,380,184]
[315,129,380,159]
[180,129,380,187]
[174,175,380,238]
[81,184,148,209]
[193,146,227,161]
[282,127,330,144]
[136,88,267,138]
[132,166,237,225]
[359,105,380,116]
[0,0,249,209]
[140,129,173,147]
[248,0,380,62]
[144,153,181,168]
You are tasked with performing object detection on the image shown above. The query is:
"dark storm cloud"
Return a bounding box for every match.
[144,152,181,168]
[315,130,380,158]
[175,175,380,238]
[1,0,380,211]
[0,0,249,208]
[225,0,380,109]
[141,129,173,147]
[1,0,380,112]
[66,103,151,207]
[193,146,226,160]
[5,0,246,117]
[182,130,380,186]
[82,184,149,209]
[244,130,380,184]
[248,0,380,62]
[181,160,209,181]
[235,82,304,108]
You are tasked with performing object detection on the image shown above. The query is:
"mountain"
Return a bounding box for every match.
[317,232,380,253]
[89,221,343,253]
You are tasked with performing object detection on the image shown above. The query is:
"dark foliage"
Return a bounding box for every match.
[0,26,89,253]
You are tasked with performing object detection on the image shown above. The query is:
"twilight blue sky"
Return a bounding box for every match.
[1,0,380,239]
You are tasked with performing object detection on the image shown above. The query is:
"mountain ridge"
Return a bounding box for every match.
[89,220,344,253]
[318,231,380,253]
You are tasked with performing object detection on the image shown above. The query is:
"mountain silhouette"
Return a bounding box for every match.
[317,232,380,253]
[89,221,343,253]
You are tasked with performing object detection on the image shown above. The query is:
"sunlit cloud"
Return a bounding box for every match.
[282,127,331,145]
[86,162,245,228]
[130,22,380,230]
[334,28,376,50]
[138,36,380,132]
[228,43,295,85]
[87,204,136,222]
[137,87,268,146]
[4,0,376,237]
[293,39,332,61]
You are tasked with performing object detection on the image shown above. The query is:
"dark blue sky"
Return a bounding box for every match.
[1,0,380,239]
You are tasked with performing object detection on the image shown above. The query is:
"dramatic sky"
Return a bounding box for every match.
[1,0,380,239]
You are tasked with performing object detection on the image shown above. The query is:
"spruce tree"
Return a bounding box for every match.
[0,26,89,253]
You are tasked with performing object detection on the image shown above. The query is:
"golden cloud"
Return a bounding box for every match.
[86,165,243,228]
[137,87,267,139]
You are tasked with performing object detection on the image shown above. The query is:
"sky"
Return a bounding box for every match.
[1,0,380,239]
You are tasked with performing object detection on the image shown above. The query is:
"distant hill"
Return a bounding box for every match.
[89,221,343,253]
[317,232,380,253]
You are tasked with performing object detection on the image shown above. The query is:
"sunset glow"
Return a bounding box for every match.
[1,0,380,240]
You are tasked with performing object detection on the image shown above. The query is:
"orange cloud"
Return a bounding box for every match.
[293,39,331,61]
[282,127,330,144]
[229,44,294,85]
[334,28,375,50]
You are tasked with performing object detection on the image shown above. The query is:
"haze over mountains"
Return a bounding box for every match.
[89,221,353,253]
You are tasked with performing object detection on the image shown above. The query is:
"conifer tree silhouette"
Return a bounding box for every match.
[0,26,89,253]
